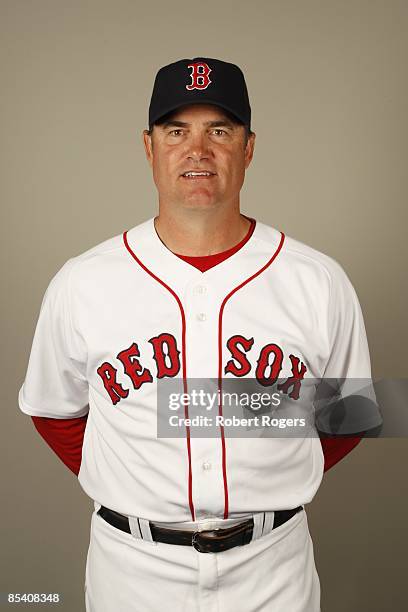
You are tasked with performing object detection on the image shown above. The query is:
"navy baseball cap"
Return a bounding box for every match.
[148,57,251,130]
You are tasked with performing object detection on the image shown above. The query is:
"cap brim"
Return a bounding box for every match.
[149,99,247,128]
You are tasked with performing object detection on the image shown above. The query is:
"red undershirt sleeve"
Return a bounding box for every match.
[31,415,87,476]
[319,433,363,472]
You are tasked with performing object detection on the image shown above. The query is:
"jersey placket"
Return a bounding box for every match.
[183,277,227,521]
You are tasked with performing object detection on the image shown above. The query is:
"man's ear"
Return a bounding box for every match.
[244,132,256,169]
[143,129,153,167]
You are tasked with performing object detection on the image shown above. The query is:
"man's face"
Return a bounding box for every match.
[143,104,255,212]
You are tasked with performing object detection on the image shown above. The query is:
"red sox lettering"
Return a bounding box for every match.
[96,332,308,406]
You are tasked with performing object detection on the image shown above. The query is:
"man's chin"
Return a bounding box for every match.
[180,196,220,210]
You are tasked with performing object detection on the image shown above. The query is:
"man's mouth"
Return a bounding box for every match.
[180,171,216,179]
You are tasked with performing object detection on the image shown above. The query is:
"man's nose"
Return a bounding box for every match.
[185,133,210,161]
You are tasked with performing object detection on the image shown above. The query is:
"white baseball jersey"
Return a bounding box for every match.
[18,216,377,524]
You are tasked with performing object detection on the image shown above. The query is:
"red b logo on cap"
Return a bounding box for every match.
[186,62,212,90]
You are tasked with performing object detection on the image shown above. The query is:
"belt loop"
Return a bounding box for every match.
[262,511,275,536]
[128,516,143,540]
[251,511,275,542]
[251,512,265,542]
[138,518,157,545]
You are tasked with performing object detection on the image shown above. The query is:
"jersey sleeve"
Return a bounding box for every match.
[314,260,382,435]
[18,258,89,419]
[323,261,371,378]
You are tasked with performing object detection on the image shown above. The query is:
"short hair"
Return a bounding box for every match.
[147,107,254,145]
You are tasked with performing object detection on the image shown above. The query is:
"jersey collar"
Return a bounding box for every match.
[124,216,283,300]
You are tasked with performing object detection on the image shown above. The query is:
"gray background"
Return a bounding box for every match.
[1,0,407,610]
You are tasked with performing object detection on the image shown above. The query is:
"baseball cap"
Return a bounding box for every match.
[148,57,251,130]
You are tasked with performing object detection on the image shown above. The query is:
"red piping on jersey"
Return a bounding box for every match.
[218,231,286,519]
[122,230,196,521]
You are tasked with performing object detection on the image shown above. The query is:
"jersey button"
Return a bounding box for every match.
[202,461,212,471]
[196,312,207,322]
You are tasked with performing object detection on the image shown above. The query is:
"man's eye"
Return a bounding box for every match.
[169,129,183,136]
[212,129,227,136]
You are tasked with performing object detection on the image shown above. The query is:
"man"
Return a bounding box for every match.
[18,57,380,611]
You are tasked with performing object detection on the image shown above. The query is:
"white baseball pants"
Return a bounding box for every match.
[84,503,320,612]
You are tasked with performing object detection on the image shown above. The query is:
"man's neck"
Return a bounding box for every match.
[153,209,252,257]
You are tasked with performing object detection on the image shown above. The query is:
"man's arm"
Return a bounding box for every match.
[19,259,89,444]
[31,415,87,476]
[319,433,363,472]
[314,256,382,472]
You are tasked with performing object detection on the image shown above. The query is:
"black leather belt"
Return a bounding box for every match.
[97,505,303,553]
